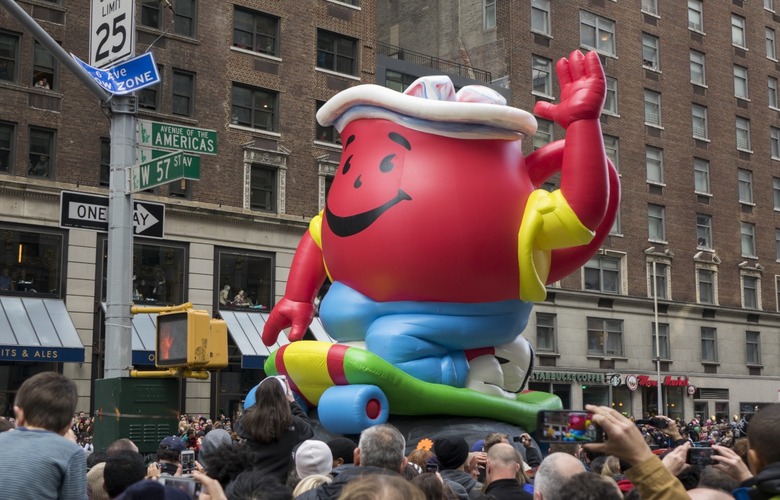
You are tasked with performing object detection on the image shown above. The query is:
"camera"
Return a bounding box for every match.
[159,476,200,499]
[687,447,715,466]
[536,410,604,443]
[425,462,439,473]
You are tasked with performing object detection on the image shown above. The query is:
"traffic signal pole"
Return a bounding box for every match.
[1,0,135,378]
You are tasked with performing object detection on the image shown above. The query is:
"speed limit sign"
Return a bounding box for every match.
[90,0,136,68]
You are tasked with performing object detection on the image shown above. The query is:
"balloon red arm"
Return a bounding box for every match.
[262,232,328,346]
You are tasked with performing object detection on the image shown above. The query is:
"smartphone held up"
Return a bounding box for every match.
[537,410,604,443]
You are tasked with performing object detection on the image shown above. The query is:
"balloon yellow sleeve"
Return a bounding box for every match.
[309,210,324,249]
[518,189,595,302]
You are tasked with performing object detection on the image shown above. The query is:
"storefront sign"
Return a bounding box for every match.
[0,346,84,363]
[532,371,608,383]
[687,385,696,396]
[626,374,639,391]
[635,375,689,388]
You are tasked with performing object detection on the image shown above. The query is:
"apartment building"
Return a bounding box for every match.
[0,0,373,418]
[379,0,780,421]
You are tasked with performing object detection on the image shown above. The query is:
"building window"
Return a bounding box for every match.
[746,331,761,365]
[603,135,619,171]
[32,41,56,90]
[0,31,19,82]
[99,137,110,186]
[584,255,621,294]
[138,65,161,110]
[738,169,754,205]
[28,127,54,178]
[0,121,13,172]
[701,327,718,363]
[484,0,496,30]
[120,240,187,305]
[231,84,277,131]
[533,119,553,150]
[174,0,196,37]
[641,0,658,16]
[535,312,557,352]
[233,7,278,56]
[642,33,660,71]
[587,317,624,357]
[776,229,780,260]
[732,14,746,48]
[316,29,357,76]
[690,50,706,86]
[767,0,776,12]
[770,77,779,109]
[644,89,662,127]
[694,158,710,194]
[385,69,415,93]
[531,0,551,35]
[736,117,751,151]
[767,28,777,60]
[646,146,663,184]
[580,11,616,56]
[604,77,618,115]
[172,70,194,117]
[648,204,665,242]
[697,268,716,304]
[216,248,274,312]
[316,101,340,143]
[734,65,749,100]
[741,222,757,258]
[697,214,712,249]
[141,0,162,29]
[532,56,553,97]
[168,179,191,199]
[0,224,64,297]
[772,128,780,159]
[688,0,703,32]
[774,178,780,209]
[250,165,277,212]
[742,275,760,309]
[651,322,670,360]
[648,261,669,300]
[692,104,708,140]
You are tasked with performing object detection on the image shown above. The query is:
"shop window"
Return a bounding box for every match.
[99,238,187,305]
[527,382,571,408]
[587,317,623,357]
[316,29,357,76]
[693,401,708,422]
[715,402,729,423]
[0,121,14,173]
[0,225,64,296]
[216,248,273,312]
[316,101,340,144]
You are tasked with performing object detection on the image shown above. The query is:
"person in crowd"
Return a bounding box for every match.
[219,284,231,305]
[296,423,408,500]
[531,451,586,500]
[113,479,191,500]
[295,439,333,480]
[477,442,532,499]
[293,474,333,498]
[224,470,293,500]
[434,436,483,499]
[87,462,110,500]
[201,443,256,490]
[103,450,146,499]
[156,435,186,476]
[583,404,690,500]
[556,471,623,500]
[326,436,357,476]
[0,372,86,500]
[0,266,12,290]
[407,448,435,473]
[412,472,448,500]
[338,474,425,500]
[238,375,313,483]
[199,428,233,471]
[515,432,543,469]
[107,437,140,455]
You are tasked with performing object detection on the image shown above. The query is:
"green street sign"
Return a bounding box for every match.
[138,148,200,180]
[137,119,217,155]
[128,151,186,193]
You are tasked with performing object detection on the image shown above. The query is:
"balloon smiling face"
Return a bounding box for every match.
[325,126,413,238]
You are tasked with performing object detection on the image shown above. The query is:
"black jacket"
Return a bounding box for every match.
[734,462,780,499]
[440,469,483,500]
[479,478,533,500]
[295,465,400,500]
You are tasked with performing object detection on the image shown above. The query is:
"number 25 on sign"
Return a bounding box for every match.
[129,151,184,193]
[90,0,135,68]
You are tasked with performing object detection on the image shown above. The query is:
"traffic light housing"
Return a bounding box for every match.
[155,309,228,370]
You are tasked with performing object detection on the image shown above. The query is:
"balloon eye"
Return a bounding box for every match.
[379,154,396,173]
[354,175,362,189]
[342,155,353,175]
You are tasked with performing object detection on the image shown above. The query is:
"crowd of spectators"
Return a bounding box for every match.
[1,371,778,499]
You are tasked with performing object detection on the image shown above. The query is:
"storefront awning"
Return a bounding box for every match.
[0,297,85,362]
[100,303,158,366]
[218,311,334,369]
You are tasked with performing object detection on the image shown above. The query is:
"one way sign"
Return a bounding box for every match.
[59,191,165,238]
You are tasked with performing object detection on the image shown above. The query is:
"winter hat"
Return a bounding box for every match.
[199,429,232,469]
[433,437,470,470]
[295,439,333,478]
[470,439,485,452]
